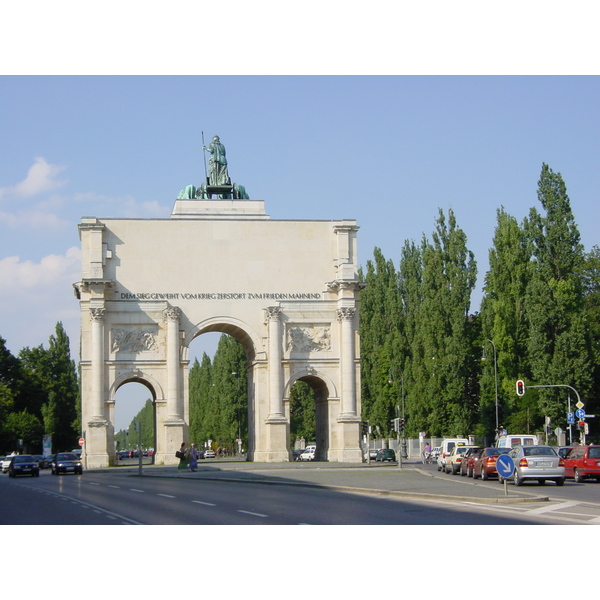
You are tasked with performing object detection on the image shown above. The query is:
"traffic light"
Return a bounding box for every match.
[361,421,370,436]
[516,380,526,397]
[398,418,405,432]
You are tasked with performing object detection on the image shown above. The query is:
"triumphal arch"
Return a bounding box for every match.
[74,137,363,467]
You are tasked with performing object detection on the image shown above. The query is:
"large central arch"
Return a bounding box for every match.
[75,198,363,467]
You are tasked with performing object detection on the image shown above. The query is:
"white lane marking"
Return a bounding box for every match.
[526,501,580,515]
[237,510,268,518]
[129,489,145,493]
[108,485,120,489]
[158,493,176,498]
[192,500,216,506]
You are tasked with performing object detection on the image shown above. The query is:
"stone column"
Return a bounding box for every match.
[90,307,106,420]
[266,306,285,420]
[164,307,182,420]
[337,307,357,417]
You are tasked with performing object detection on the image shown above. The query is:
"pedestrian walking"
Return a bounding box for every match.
[177,442,188,472]
[189,443,198,472]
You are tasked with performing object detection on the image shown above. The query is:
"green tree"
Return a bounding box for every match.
[5,410,44,451]
[479,207,532,436]
[403,209,477,436]
[289,380,316,445]
[524,164,593,428]
[19,322,79,452]
[359,247,404,437]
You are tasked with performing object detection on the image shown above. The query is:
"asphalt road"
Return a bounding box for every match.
[3,463,600,525]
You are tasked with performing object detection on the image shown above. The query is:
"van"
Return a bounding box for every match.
[496,434,538,448]
[436,438,469,471]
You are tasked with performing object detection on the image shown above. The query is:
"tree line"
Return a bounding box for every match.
[360,164,599,443]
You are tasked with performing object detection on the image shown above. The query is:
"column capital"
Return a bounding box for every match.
[266,306,283,321]
[90,307,106,321]
[337,307,356,322]
[163,306,181,323]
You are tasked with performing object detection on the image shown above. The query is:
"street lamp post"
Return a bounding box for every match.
[482,339,499,432]
[388,368,407,460]
[232,371,242,457]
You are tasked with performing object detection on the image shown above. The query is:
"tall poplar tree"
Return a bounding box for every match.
[403,209,477,436]
[480,207,532,435]
[524,164,592,426]
[359,248,404,436]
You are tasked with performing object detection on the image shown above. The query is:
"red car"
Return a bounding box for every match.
[472,447,511,480]
[459,446,484,477]
[563,446,600,483]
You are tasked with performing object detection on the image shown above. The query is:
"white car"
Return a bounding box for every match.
[203,449,216,459]
[299,448,315,461]
[2,454,17,474]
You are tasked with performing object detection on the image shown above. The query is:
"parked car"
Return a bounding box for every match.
[563,445,600,482]
[459,446,484,477]
[444,444,478,475]
[203,449,216,459]
[51,452,83,475]
[496,434,538,448]
[376,448,396,462]
[299,448,315,461]
[292,449,305,461]
[556,446,573,459]
[500,445,565,486]
[365,449,378,460]
[437,438,469,471]
[472,447,511,480]
[32,454,49,469]
[8,454,40,478]
[2,454,17,474]
[429,447,441,460]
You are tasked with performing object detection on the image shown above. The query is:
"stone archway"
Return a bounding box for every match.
[75,198,363,467]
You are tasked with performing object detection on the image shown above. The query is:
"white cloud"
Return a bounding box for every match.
[0,246,80,293]
[0,157,67,200]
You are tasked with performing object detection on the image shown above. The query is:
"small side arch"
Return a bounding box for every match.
[284,368,338,402]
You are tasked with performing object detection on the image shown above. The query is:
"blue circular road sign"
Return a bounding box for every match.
[496,453,515,479]
[575,408,586,419]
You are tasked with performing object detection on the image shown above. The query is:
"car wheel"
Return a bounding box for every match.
[514,470,523,486]
[555,478,565,486]
[574,469,583,483]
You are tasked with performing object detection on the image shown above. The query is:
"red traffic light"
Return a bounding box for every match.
[516,380,526,396]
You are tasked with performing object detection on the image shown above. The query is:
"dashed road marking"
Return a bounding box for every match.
[237,510,268,518]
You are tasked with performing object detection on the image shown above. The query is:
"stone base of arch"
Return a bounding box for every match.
[82,419,110,469]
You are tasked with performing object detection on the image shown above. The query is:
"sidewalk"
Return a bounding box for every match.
[109,459,549,504]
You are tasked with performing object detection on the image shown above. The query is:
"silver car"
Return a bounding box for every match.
[501,445,565,486]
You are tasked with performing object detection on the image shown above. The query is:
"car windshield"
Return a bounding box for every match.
[57,453,77,460]
[523,447,556,456]
[588,447,600,459]
[14,455,33,463]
